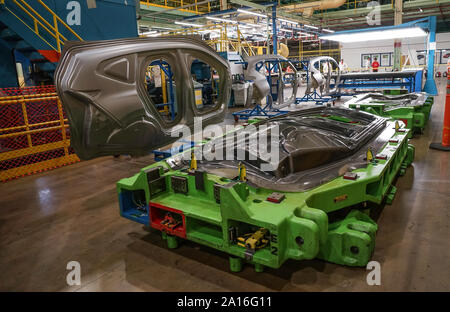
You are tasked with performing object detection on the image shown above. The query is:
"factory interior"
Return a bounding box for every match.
[0,0,449,294]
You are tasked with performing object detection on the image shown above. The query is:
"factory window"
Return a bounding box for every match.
[145,59,178,122]
[190,59,221,112]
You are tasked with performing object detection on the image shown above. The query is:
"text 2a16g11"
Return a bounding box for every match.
[221,296,271,307]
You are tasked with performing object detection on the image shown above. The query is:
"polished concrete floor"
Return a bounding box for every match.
[1,80,449,292]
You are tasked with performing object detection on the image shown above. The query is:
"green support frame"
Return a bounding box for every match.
[117,120,414,272]
[346,93,434,136]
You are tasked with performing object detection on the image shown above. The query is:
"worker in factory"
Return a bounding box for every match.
[322,60,331,75]
[339,59,348,73]
[364,57,371,72]
[371,57,380,72]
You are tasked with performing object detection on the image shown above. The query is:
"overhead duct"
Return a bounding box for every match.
[283,0,347,17]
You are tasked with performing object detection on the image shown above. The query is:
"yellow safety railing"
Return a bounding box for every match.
[299,48,341,61]
[161,23,262,56]
[3,0,83,53]
[0,86,80,182]
[140,0,211,14]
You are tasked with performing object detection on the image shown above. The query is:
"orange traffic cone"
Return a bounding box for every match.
[430,68,450,151]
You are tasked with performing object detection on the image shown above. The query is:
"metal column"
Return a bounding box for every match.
[272,5,277,54]
[393,0,402,71]
[424,15,438,95]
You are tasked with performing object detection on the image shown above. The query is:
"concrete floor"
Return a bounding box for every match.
[0,80,449,292]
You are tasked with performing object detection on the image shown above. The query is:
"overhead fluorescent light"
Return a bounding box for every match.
[321,27,427,43]
[303,24,318,30]
[278,18,298,25]
[141,31,157,36]
[322,28,335,33]
[206,16,237,24]
[280,28,293,33]
[175,21,203,27]
[237,9,266,18]
[237,24,253,29]
[151,26,176,30]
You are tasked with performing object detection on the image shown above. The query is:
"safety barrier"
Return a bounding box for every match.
[0,85,79,182]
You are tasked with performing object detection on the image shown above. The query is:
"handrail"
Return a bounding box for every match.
[36,0,83,41]
[140,0,211,14]
[162,23,259,55]
[4,0,83,54]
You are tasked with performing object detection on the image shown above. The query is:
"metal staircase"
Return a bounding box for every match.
[0,0,83,86]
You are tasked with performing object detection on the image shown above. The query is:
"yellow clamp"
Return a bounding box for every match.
[190,151,197,171]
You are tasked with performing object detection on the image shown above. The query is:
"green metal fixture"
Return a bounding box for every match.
[345,92,434,136]
[117,107,414,272]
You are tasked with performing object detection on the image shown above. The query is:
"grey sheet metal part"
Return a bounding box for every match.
[243,54,299,107]
[344,92,428,111]
[55,37,231,160]
[166,107,391,192]
[306,56,341,96]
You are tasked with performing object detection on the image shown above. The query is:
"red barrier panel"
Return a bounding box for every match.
[0,85,80,182]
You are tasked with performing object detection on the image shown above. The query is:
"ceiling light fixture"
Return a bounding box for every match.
[206,16,237,24]
[141,31,157,36]
[320,27,427,43]
[278,18,298,25]
[175,21,203,27]
[237,8,267,18]
[322,28,335,33]
[303,24,319,30]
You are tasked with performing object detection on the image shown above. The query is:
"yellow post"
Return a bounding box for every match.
[53,14,61,52]
[190,151,197,171]
[34,19,39,34]
[56,99,69,156]
[160,67,169,114]
[237,26,242,55]
[20,97,32,148]
[224,24,228,52]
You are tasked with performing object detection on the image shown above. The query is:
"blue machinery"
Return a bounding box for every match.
[322,16,438,95]
[331,70,423,96]
[153,140,196,161]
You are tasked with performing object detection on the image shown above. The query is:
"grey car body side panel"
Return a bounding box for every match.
[55,37,231,160]
[306,56,340,96]
[244,55,299,107]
